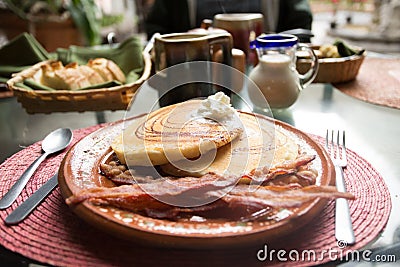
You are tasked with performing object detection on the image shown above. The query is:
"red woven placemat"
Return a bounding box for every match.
[334,57,400,109]
[0,125,392,267]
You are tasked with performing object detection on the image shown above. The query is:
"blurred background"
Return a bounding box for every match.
[0,0,399,55]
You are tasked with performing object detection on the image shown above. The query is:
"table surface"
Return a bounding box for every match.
[0,78,399,266]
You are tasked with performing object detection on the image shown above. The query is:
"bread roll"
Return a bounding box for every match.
[63,62,92,90]
[87,58,126,83]
[77,65,105,85]
[40,62,70,90]
[37,58,125,90]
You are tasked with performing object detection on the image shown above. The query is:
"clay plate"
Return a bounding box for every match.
[58,112,334,249]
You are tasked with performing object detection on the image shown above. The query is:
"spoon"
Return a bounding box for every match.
[0,128,73,209]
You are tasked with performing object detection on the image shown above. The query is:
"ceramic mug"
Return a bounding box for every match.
[153,32,233,106]
[213,13,264,65]
[188,24,246,93]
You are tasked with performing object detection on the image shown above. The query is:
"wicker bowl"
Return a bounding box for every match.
[297,51,365,84]
[7,52,152,114]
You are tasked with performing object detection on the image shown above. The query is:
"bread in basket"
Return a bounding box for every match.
[6,31,152,115]
[297,53,365,84]
[296,42,365,84]
[7,51,151,114]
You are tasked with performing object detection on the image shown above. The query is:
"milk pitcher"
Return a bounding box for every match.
[248,34,318,109]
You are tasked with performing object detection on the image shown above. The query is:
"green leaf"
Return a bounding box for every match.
[67,0,102,46]
[4,0,29,19]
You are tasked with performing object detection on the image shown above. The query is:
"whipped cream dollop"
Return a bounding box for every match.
[196,92,237,121]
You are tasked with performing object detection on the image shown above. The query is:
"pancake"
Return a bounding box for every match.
[111,98,243,166]
[161,112,299,177]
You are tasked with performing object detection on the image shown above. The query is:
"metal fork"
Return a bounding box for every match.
[326,130,356,245]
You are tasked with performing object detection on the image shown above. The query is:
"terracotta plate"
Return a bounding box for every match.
[58,112,334,249]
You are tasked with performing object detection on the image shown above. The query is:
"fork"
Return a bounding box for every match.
[325,130,356,245]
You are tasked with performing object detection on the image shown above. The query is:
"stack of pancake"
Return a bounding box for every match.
[111,93,299,178]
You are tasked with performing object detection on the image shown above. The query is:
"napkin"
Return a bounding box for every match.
[56,35,144,84]
[1,33,144,88]
[0,33,51,83]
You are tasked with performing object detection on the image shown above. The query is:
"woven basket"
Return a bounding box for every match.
[297,53,365,84]
[7,52,152,114]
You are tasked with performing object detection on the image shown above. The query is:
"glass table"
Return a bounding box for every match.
[0,82,399,266]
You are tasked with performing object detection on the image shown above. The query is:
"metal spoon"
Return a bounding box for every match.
[0,128,73,209]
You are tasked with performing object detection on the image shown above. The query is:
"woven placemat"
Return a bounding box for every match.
[334,57,400,109]
[0,125,392,267]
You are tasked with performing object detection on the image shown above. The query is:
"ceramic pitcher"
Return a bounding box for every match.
[248,34,318,109]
